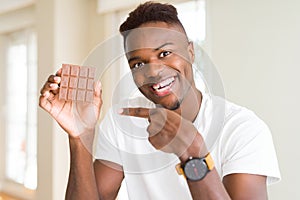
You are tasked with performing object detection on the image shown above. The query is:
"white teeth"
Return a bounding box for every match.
[152,77,175,91]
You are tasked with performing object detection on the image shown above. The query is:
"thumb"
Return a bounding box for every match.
[93,81,102,108]
[39,95,52,113]
[94,81,102,97]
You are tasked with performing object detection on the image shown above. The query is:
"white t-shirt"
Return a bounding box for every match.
[94,93,281,200]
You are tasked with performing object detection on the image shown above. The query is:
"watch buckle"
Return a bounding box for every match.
[175,163,186,179]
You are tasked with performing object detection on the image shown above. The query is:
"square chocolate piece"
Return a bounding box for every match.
[77,90,86,101]
[67,89,77,101]
[70,65,80,76]
[86,91,94,103]
[59,87,68,100]
[78,78,87,89]
[79,67,88,77]
[69,77,78,88]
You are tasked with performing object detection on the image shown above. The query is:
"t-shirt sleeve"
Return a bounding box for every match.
[221,110,281,185]
[94,109,123,166]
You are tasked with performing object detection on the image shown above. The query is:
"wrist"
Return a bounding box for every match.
[68,128,95,139]
[176,152,215,182]
[69,129,95,154]
[67,126,95,138]
[179,133,208,163]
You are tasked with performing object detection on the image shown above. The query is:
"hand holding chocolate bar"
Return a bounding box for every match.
[39,64,102,138]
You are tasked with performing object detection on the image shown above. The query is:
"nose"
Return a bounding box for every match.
[144,59,164,78]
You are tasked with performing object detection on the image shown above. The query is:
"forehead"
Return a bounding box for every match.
[125,23,188,53]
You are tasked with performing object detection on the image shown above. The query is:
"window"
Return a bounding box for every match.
[176,0,206,43]
[4,29,37,191]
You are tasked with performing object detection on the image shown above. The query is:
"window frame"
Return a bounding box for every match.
[0,3,36,199]
[97,0,190,14]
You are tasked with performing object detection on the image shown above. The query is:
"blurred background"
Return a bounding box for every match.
[0,0,299,199]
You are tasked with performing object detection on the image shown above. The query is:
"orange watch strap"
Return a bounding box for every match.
[175,153,215,176]
[175,163,186,178]
[205,153,215,171]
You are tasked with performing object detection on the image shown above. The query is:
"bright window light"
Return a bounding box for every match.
[5,30,37,190]
[177,0,206,43]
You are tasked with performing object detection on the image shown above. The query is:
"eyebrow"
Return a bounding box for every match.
[127,42,174,64]
[154,42,174,51]
[128,56,141,64]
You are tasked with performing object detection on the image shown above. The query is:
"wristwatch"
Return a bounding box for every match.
[176,153,214,181]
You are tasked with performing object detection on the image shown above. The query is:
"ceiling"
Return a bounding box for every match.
[0,0,34,14]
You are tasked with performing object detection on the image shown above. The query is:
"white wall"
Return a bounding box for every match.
[0,5,35,33]
[36,0,92,199]
[0,35,6,192]
[36,0,54,199]
[53,0,90,199]
[208,0,300,199]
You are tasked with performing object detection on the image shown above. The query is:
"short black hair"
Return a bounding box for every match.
[119,1,186,40]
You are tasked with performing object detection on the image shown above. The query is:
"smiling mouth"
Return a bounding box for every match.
[151,76,175,96]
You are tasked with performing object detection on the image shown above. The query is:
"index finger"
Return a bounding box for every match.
[55,68,62,76]
[120,107,150,118]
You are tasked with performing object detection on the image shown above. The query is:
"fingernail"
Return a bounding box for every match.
[43,92,49,97]
[54,76,60,82]
[118,108,124,114]
[98,81,102,90]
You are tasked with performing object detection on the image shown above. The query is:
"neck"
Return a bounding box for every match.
[175,84,202,122]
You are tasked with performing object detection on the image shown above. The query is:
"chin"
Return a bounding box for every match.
[165,101,181,110]
[154,97,182,111]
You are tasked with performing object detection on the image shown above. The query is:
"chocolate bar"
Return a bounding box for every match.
[59,64,95,102]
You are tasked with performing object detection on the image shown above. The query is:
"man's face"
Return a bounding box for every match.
[124,22,195,110]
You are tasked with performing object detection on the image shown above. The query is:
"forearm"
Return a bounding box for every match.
[179,134,231,200]
[66,136,99,200]
[187,169,231,200]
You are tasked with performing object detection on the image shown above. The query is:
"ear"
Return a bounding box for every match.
[187,41,195,63]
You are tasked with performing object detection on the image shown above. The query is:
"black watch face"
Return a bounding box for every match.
[184,158,208,181]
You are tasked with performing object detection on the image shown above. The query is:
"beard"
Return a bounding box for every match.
[166,98,181,110]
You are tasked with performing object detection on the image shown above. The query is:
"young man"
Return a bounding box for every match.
[39,2,280,199]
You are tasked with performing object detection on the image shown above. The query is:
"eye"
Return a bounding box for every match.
[159,51,172,58]
[132,62,145,69]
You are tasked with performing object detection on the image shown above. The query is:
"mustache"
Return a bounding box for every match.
[143,76,166,86]
[135,75,178,87]
[132,65,179,86]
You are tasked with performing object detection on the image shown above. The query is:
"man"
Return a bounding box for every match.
[39,2,280,199]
